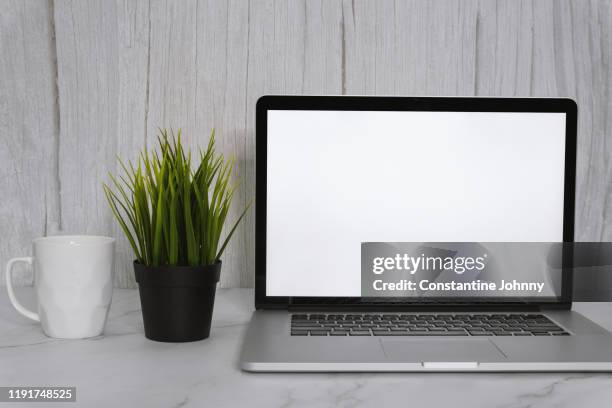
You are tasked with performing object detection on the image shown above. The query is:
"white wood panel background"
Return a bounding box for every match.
[1,0,611,289]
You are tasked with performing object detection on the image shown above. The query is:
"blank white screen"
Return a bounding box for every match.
[266,110,566,296]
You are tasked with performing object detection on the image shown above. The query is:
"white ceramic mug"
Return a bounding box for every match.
[5,235,115,339]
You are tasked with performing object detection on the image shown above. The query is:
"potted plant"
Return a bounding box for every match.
[103,129,249,342]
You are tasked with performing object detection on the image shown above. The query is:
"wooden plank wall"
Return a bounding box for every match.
[1,0,611,289]
[1,0,59,286]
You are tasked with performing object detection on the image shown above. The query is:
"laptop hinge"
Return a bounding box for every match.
[538,302,572,311]
[286,304,548,312]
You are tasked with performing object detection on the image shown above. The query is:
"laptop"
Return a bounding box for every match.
[240,95,612,372]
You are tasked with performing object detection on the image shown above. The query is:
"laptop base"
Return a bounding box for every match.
[240,310,612,372]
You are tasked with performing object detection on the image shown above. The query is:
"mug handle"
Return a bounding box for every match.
[5,257,39,321]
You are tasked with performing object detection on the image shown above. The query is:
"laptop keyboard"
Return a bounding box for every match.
[290,313,570,336]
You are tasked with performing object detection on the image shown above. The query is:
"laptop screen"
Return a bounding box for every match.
[265,109,567,299]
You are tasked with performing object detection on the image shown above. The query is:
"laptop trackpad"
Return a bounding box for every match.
[381,338,506,362]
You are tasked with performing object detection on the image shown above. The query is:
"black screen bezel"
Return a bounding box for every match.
[255,96,577,311]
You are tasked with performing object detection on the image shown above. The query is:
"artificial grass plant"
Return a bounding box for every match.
[103,129,250,267]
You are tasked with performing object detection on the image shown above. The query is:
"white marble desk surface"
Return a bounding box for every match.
[2,288,612,408]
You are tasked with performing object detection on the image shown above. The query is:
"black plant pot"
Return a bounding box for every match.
[134,261,221,342]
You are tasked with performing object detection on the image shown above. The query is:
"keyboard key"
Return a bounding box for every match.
[528,326,563,331]
[293,327,323,332]
[292,323,322,327]
[349,331,371,336]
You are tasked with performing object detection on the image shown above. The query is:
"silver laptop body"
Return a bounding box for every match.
[240,96,612,372]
